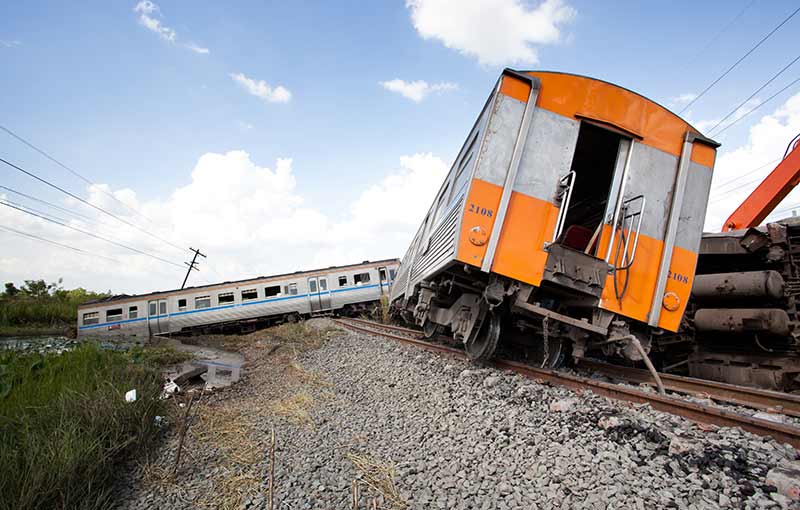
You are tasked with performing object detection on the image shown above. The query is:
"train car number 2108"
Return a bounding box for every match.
[468,203,494,218]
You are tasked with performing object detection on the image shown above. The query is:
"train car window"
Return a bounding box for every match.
[389,269,396,280]
[218,292,235,304]
[379,268,388,282]
[309,280,318,293]
[129,306,138,319]
[265,285,281,297]
[195,296,211,309]
[449,133,478,204]
[149,302,157,316]
[242,289,258,301]
[354,272,370,285]
[177,299,187,311]
[432,184,450,225]
[319,279,327,291]
[284,283,298,295]
[106,308,123,321]
[159,301,167,315]
[83,312,99,325]
[338,276,348,287]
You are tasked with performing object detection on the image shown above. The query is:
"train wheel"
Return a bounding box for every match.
[465,312,501,361]
[423,319,439,339]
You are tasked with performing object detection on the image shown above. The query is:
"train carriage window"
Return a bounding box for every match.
[354,272,370,285]
[265,285,281,297]
[241,289,258,301]
[159,301,167,315]
[218,292,234,304]
[338,276,348,287]
[149,302,157,316]
[106,308,123,321]
[129,306,138,319]
[195,296,211,309]
[177,299,187,311]
[83,312,99,325]
[389,269,396,281]
[449,133,478,204]
[319,279,327,291]
[309,279,317,293]
[379,268,388,282]
[284,283,298,295]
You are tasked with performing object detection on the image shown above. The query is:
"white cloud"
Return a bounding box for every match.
[0,151,447,294]
[133,1,208,54]
[230,73,292,104]
[0,40,21,48]
[379,79,458,102]
[406,0,576,65]
[668,92,697,107]
[704,92,800,231]
[185,42,210,54]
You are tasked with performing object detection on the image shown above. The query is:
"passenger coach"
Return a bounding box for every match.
[78,259,398,339]
[391,69,719,367]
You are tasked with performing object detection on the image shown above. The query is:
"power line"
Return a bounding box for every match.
[0,199,186,269]
[0,184,96,223]
[686,0,757,66]
[706,53,800,133]
[0,156,188,253]
[0,125,157,225]
[711,75,800,136]
[709,157,782,194]
[679,5,800,114]
[0,224,120,263]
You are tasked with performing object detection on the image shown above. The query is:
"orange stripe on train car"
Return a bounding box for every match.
[456,178,504,267]
[498,75,531,103]
[691,142,716,168]
[656,246,698,332]
[490,192,559,286]
[527,72,700,160]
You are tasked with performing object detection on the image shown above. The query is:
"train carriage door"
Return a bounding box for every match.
[318,277,331,310]
[147,299,169,335]
[307,278,322,312]
[378,266,389,294]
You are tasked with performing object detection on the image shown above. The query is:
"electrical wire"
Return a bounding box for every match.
[0,224,120,263]
[0,199,186,269]
[706,53,800,133]
[709,157,782,195]
[0,156,188,253]
[711,76,800,136]
[0,125,157,225]
[679,5,800,114]
[0,184,96,222]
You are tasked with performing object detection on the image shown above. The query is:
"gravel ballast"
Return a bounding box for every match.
[116,320,800,509]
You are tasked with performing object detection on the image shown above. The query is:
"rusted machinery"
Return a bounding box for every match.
[684,135,800,390]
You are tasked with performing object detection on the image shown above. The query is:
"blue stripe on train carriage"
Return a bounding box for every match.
[78,281,392,330]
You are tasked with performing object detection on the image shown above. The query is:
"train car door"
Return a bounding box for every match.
[308,277,331,312]
[147,299,169,335]
[378,266,389,294]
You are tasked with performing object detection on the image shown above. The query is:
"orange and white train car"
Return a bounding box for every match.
[390,69,719,365]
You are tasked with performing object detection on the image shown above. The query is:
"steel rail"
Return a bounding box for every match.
[576,358,800,418]
[334,318,800,449]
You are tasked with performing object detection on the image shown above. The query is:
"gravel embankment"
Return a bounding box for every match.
[117,320,800,509]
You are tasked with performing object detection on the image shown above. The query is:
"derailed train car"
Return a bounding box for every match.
[390,69,719,367]
[78,259,398,339]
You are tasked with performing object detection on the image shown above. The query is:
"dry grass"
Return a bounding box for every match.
[269,391,315,425]
[347,453,407,510]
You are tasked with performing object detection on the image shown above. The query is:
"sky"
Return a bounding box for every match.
[1,0,800,294]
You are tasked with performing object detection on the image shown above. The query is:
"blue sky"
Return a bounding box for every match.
[2,0,800,293]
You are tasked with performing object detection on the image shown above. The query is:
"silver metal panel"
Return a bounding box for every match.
[675,161,713,252]
[622,143,679,241]
[648,138,693,326]
[474,94,526,187]
[481,85,539,273]
[513,108,580,203]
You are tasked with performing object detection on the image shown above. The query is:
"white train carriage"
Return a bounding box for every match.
[77,259,399,339]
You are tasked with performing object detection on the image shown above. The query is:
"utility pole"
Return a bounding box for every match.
[181,247,206,289]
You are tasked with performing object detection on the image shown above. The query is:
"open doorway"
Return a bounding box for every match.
[557,122,625,256]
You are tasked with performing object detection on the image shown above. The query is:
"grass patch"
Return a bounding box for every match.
[0,343,164,510]
[0,325,70,337]
[127,345,194,367]
[347,452,407,510]
[269,391,315,425]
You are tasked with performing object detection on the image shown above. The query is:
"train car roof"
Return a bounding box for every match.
[80,258,400,308]
[504,69,720,157]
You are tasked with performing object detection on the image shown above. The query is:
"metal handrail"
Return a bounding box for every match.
[612,195,646,270]
[550,171,577,244]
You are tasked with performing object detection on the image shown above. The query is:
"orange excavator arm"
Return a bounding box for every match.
[723,136,800,231]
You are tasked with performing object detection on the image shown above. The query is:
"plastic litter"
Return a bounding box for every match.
[124,389,137,403]
[160,380,180,400]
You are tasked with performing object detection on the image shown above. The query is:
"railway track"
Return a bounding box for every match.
[334,317,800,449]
